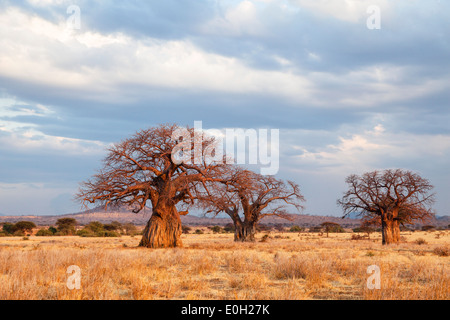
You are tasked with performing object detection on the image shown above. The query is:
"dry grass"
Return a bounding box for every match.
[0,230,448,300]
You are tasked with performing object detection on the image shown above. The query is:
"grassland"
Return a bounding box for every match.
[0,230,448,300]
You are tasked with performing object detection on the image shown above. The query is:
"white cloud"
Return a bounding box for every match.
[0,127,107,156]
[292,0,391,23]
[0,7,313,104]
[308,65,450,108]
[288,124,450,174]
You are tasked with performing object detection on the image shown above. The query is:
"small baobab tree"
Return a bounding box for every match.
[76,124,228,248]
[338,169,435,245]
[200,167,305,242]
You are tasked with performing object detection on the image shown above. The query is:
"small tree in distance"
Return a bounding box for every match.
[320,222,343,237]
[13,221,36,235]
[56,218,78,235]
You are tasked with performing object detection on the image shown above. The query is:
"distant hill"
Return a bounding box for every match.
[0,206,448,229]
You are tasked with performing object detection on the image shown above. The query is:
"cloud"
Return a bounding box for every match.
[293,0,391,23]
[0,1,449,216]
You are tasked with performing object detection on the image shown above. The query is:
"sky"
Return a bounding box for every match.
[0,0,449,217]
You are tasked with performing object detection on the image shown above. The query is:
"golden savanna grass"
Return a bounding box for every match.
[0,230,448,300]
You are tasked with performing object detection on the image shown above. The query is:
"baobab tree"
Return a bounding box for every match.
[201,167,305,242]
[338,169,435,245]
[76,124,228,248]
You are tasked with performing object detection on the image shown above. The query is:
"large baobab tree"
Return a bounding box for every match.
[201,167,305,242]
[338,169,435,245]
[76,124,227,248]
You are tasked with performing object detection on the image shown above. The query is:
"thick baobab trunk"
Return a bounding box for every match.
[392,219,401,243]
[233,220,256,242]
[139,203,182,248]
[381,218,400,245]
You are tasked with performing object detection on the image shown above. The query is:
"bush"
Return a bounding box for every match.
[351,234,365,240]
[13,230,25,237]
[273,224,285,232]
[421,225,436,232]
[309,226,323,233]
[2,221,36,235]
[2,223,15,235]
[123,223,138,235]
[195,229,204,235]
[182,226,192,234]
[0,231,8,237]
[48,226,58,234]
[76,229,96,237]
[35,229,54,236]
[289,225,304,232]
[96,231,121,237]
[223,223,235,233]
[415,238,427,245]
[76,229,120,237]
[104,221,123,232]
[210,226,223,234]
[256,224,271,232]
[433,246,449,257]
[85,221,104,233]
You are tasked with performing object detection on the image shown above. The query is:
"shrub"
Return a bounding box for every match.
[123,223,138,235]
[13,230,25,237]
[2,223,15,235]
[273,224,285,232]
[223,223,235,233]
[48,226,58,234]
[210,226,223,234]
[421,225,436,232]
[76,229,120,237]
[85,221,104,233]
[289,225,304,232]
[433,246,449,257]
[351,234,365,240]
[366,251,376,257]
[182,226,192,234]
[256,224,271,232]
[76,229,96,237]
[104,221,122,232]
[96,231,120,237]
[35,229,54,236]
[309,226,323,233]
[195,229,204,235]
[415,238,427,245]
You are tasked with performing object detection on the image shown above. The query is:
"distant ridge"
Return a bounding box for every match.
[0,206,448,228]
